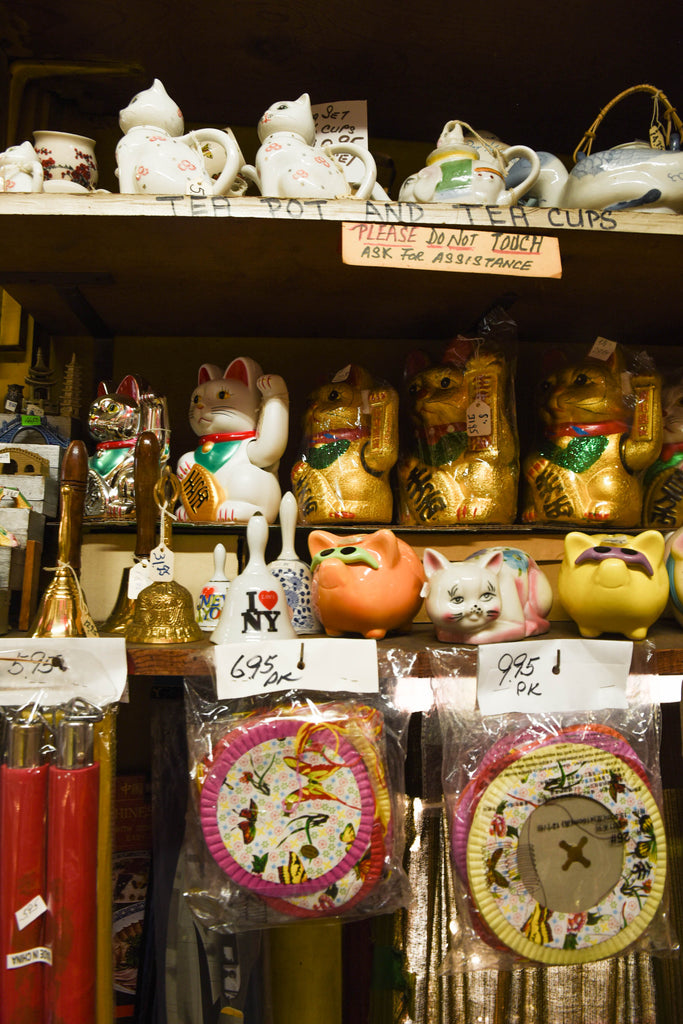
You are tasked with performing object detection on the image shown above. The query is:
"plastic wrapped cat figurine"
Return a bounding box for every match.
[522,341,662,527]
[291,364,398,524]
[643,372,683,528]
[397,325,519,525]
[85,374,170,519]
[240,93,378,200]
[176,358,289,524]
[422,546,553,644]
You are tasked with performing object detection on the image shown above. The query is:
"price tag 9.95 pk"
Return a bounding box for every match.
[476,638,632,716]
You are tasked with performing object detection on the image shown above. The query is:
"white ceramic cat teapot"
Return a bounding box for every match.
[399,119,541,206]
[115,78,241,196]
[241,93,378,200]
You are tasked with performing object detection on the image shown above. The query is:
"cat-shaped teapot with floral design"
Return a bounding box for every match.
[116,78,242,196]
[241,93,378,200]
[176,357,289,524]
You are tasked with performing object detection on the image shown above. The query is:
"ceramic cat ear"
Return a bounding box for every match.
[423,548,450,578]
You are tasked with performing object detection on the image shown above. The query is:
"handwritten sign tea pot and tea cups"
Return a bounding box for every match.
[115,79,242,196]
[399,119,541,206]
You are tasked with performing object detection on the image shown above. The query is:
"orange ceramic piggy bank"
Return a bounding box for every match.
[308,528,425,639]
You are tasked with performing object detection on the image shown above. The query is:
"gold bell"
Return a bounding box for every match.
[125,466,202,644]
[125,579,203,644]
[32,441,97,638]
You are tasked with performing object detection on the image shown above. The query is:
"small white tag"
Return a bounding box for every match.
[589,336,617,360]
[0,451,10,463]
[128,559,153,599]
[466,398,492,437]
[214,638,379,699]
[185,179,208,197]
[149,544,174,582]
[477,638,632,716]
[5,400,17,412]
[15,895,47,931]
[7,946,52,969]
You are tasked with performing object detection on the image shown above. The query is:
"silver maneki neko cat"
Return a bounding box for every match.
[85,374,170,519]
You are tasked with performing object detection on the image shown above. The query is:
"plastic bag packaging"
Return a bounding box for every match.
[397,305,520,526]
[290,363,399,524]
[0,638,127,1024]
[433,671,679,973]
[521,337,662,527]
[181,666,414,932]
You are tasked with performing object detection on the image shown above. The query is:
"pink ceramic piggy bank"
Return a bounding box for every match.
[308,528,425,639]
[422,546,553,644]
[558,530,669,639]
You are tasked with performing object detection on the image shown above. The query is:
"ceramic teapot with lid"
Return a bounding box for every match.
[399,119,541,206]
[518,85,683,212]
[115,78,242,196]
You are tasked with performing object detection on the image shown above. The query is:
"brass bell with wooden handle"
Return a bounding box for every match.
[125,466,203,644]
[101,431,161,633]
[32,440,97,638]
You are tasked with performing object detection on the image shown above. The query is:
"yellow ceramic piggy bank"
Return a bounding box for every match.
[558,530,669,639]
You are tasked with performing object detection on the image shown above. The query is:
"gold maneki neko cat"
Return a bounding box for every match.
[522,344,662,527]
[397,337,519,525]
[291,364,398,523]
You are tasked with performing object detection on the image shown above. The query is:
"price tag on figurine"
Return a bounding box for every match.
[589,336,617,360]
[477,638,631,715]
[149,543,174,582]
[466,398,491,437]
[185,179,209,197]
[128,559,154,599]
[213,638,379,699]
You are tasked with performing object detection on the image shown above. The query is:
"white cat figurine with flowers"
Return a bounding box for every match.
[176,358,289,524]
[422,545,553,644]
[241,93,378,200]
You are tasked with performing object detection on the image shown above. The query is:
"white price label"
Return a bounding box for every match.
[466,398,492,437]
[128,559,153,599]
[477,638,632,715]
[0,637,128,707]
[15,895,47,931]
[0,451,10,463]
[213,637,379,699]
[589,336,617,360]
[149,544,174,582]
[185,178,209,197]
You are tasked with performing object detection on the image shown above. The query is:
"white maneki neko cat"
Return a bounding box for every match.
[176,357,289,524]
[422,545,553,644]
[240,93,379,200]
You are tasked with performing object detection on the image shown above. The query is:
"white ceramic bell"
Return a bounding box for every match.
[196,542,230,631]
[267,491,320,634]
[211,512,296,644]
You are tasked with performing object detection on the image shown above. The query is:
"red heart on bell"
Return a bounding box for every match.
[258,590,278,610]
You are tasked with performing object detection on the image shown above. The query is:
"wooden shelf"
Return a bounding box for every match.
[124,622,683,678]
[0,194,679,342]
